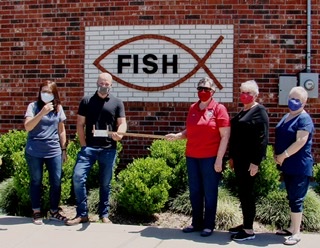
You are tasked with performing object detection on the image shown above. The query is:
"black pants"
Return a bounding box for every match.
[234,159,257,230]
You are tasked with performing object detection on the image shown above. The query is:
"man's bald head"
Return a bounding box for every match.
[98,73,113,85]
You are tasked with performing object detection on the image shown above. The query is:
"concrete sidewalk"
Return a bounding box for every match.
[0,215,319,248]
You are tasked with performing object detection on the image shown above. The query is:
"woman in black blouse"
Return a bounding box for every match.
[228,80,269,241]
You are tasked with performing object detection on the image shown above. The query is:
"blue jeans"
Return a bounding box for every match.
[283,174,310,213]
[25,152,62,212]
[186,156,221,230]
[73,147,116,218]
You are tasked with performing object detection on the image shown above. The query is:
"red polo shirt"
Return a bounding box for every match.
[185,99,230,158]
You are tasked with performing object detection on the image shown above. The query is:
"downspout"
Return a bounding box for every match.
[306,0,311,72]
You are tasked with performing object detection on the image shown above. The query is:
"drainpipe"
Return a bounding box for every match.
[306,0,311,72]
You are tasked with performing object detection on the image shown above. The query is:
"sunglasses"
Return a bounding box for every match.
[197,87,212,92]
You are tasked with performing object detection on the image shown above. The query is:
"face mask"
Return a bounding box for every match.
[97,84,111,95]
[240,93,254,105]
[41,93,54,103]
[197,91,212,102]
[288,98,302,111]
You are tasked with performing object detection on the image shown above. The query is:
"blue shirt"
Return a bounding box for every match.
[275,112,314,176]
[25,102,66,158]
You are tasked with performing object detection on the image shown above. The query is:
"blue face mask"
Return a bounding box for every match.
[288,98,302,111]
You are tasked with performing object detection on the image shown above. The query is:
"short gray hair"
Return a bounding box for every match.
[198,77,216,91]
[240,80,259,96]
[289,86,308,103]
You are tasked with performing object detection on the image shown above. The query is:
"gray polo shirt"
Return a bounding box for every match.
[25,101,66,158]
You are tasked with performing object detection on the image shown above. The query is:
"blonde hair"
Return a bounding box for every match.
[240,80,259,96]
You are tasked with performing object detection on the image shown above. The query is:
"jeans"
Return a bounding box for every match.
[234,159,256,230]
[283,174,310,213]
[73,147,116,218]
[25,152,62,212]
[186,156,221,230]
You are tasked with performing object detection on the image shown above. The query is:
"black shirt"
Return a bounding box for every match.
[78,92,126,149]
[229,104,269,165]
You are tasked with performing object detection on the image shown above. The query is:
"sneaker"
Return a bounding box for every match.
[32,212,43,225]
[232,230,255,241]
[65,216,89,226]
[229,224,244,234]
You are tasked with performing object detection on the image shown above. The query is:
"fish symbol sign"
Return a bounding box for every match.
[93,34,224,92]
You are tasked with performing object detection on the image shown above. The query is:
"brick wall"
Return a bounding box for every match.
[0,0,319,166]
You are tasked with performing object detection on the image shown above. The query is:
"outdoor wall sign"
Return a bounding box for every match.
[85,25,234,102]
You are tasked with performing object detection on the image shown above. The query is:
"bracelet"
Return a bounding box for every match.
[61,148,66,151]
[284,150,289,158]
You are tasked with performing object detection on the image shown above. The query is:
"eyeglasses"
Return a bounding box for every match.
[197,87,212,92]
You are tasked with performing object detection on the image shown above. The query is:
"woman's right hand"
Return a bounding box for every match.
[40,102,54,115]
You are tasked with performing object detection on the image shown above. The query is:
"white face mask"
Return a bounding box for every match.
[41,92,54,103]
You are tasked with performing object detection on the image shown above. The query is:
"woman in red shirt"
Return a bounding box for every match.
[166,77,230,237]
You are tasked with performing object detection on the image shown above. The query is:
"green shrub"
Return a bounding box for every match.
[115,157,172,216]
[222,145,281,197]
[0,178,19,215]
[256,190,289,229]
[149,139,188,196]
[313,163,320,194]
[256,189,320,232]
[87,187,117,216]
[170,186,242,230]
[0,130,27,181]
[216,187,242,231]
[169,189,192,215]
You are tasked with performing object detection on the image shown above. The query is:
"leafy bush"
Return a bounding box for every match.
[256,189,320,232]
[222,145,281,197]
[149,139,188,196]
[0,178,19,215]
[115,157,172,216]
[313,163,320,194]
[0,130,27,181]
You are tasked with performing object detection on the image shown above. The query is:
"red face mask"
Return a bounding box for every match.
[198,91,212,102]
[240,93,254,104]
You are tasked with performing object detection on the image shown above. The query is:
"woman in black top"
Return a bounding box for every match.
[228,80,269,241]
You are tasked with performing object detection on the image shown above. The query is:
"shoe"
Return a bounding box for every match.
[182,225,201,233]
[200,229,213,237]
[276,229,293,236]
[229,224,244,234]
[49,210,68,222]
[101,217,112,224]
[32,212,43,225]
[65,216,89,226]
[283,235,301,245]
[232,230,255,241]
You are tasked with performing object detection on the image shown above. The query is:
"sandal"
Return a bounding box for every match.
[32,212,43,225]
[283,235,301,246]
[49,210,68,222]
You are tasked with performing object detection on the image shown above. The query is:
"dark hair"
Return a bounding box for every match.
[37,80,61,114]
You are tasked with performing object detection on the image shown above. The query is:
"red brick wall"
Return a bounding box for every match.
[1,1,319,166]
